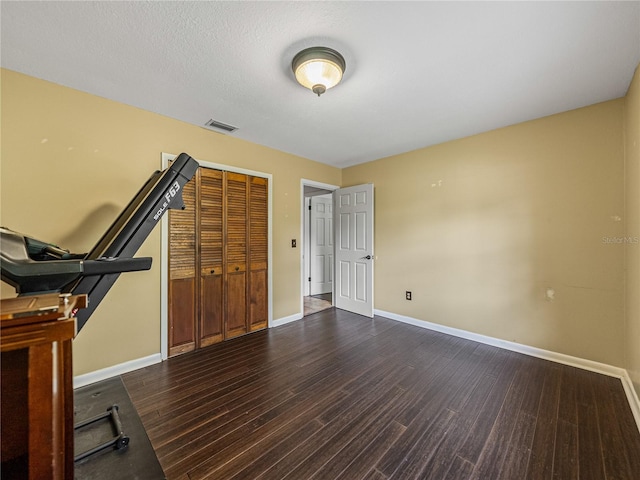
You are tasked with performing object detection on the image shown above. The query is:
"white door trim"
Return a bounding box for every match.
[160,153,273,360]
[303,197,311,297]
[300,179,339,317]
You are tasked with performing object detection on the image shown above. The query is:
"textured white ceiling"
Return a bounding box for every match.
[2,1,639,167]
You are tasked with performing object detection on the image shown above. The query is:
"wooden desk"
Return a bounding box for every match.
[1,293,86,480]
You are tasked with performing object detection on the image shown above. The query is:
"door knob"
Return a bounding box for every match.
[362,255,372,260]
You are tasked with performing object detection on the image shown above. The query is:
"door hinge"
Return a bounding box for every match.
[309,205,312,210]
[308,277,311,282]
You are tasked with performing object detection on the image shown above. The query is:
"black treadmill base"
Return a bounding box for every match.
[74,377,165,480]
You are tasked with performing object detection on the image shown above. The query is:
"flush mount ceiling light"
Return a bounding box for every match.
[292,46,346,97]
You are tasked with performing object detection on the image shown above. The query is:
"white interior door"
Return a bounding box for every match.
[310,195,333,295]
[334,184,374,317]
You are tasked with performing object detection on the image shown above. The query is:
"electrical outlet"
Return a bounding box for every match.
[291,239,297,248]
[406,291,412,301]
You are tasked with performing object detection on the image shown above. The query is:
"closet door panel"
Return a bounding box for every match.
[200,275,223,346]
[168,177,196,355]
[225,172,248,338]
[249,270,267,330]
[226,272,247,338]
[169,278,196,355]
[199,169,224,346]
[249,176,268,330]
[225,172,248,268]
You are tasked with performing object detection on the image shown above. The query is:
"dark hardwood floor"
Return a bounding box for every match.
[122,308,640,479]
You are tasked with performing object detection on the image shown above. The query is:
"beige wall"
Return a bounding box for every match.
[1,67,636,378]
[625,65,640,396]
[0,69,341,375]
[344,99,626,366]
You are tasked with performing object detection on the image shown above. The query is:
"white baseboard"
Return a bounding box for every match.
[73,353,162,389]
[271,312,303,328]
[75,312,306,389]
[374,309,640,433]
[620,370,640,432]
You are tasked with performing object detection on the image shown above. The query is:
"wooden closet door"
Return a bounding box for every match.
[199,168,224,347]
[168,176,196,356]
[225,172,248,339]
[249,176,268,331]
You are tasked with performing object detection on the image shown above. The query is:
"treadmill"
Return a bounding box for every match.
[1,152,198,476]
[1,152,199,332]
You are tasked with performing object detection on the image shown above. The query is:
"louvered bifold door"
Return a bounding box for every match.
[248,176,268,331]
[168,175,197,356]
[199,168,224,347]
[224,172,248,339]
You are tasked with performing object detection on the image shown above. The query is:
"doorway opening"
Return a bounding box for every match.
[301,181,338,317]
[304,292,332,316]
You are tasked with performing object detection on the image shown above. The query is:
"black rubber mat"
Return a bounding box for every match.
[74,376,165,479]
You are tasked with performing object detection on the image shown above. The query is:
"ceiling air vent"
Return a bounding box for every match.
[204,118,238,133]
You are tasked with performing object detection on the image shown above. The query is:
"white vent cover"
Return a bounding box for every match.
[204,118,238,133]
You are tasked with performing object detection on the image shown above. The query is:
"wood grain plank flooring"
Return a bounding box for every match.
[122,308,640,479]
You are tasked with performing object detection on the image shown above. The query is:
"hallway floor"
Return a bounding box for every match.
[304,293,332,316]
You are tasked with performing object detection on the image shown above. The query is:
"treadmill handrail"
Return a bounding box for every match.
[66,152,198,332]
